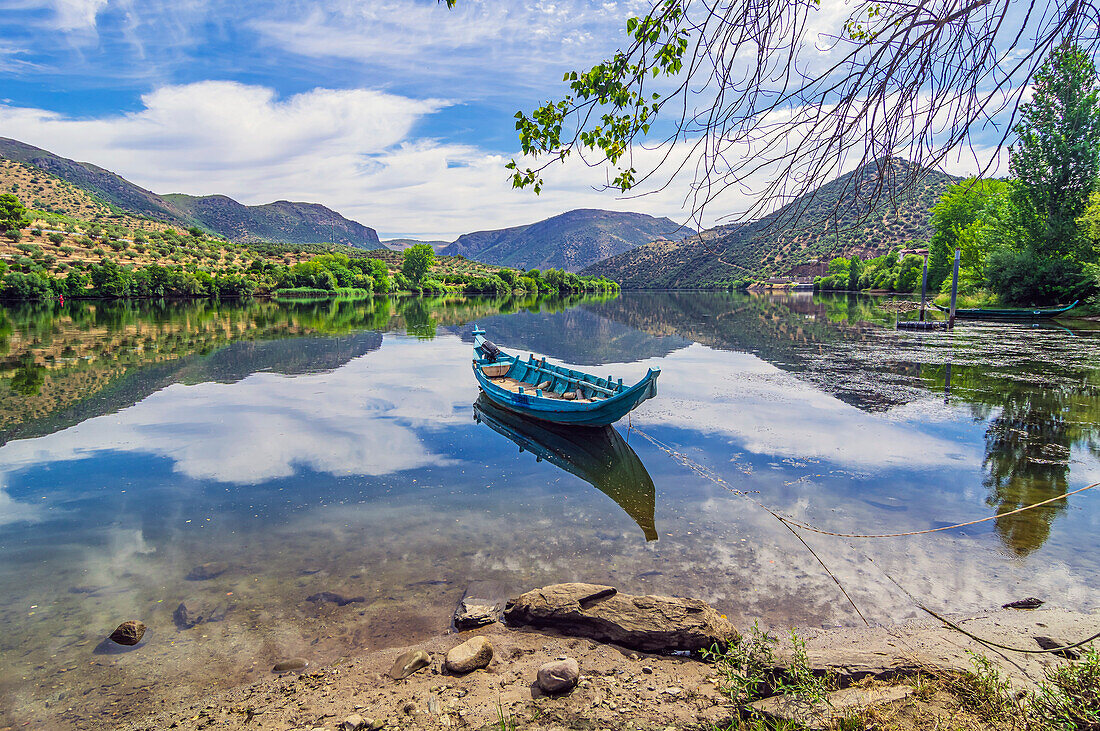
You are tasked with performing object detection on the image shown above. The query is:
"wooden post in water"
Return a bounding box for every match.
[919,255,929,321]
[948,249,961,329]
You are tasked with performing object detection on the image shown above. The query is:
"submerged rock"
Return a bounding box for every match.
[537,658,580,694]
[173,601,227,630]
[453,581,508,630]
[445,636,493,674]
[272,657,309,672]
[307,591,366,606]
[504,583,736,652]
[185,562,228,581]
[108,620,146,646]
[388,649,431,680]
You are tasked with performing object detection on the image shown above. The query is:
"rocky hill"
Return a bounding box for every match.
[441,209,693,272]
[162,194,379,247]
[584,159,959,288]
[0,137,379,247]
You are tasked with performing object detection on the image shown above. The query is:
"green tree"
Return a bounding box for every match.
[402,243,435,284]
[846,255,861,291]
[928,179,1015,290]
[1010,43,1100,261]
[0,193,29,233]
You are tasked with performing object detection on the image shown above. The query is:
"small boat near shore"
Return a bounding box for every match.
[932,300,1078,319]
[471,326,659,427]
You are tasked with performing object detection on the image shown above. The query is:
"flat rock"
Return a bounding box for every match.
[307,591,366,606]
[185,562,228,581]
[272,657,309,672]
[503,583,736,652]
[537,658,580,694]
[388,649,431,680]
[453,580,508,630]
[749,685,913,729]
[445,636,493,674]
[108,620,146,646]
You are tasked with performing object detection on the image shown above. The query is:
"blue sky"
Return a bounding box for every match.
[0,0,1008,239]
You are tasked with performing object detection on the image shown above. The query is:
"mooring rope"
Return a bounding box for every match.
[631,425,1100,653]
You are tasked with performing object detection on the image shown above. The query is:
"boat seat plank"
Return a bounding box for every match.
[489,377,594,403]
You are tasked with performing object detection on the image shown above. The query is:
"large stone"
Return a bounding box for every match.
[388,649,431,680]
[503,583,736,652]
[749,685,913,730]
[537,658,580,694]
[445,636,493,674]
[453,581,507,630]
[108,620,146,646]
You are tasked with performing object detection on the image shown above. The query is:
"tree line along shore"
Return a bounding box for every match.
[0,198,619,301]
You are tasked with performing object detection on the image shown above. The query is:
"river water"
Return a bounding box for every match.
[0,292,1097,728]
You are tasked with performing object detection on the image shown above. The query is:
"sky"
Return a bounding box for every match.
[0,0,1015,240]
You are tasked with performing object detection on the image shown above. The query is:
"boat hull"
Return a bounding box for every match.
[471,328,659,427]
[932,301,1078,319]
[473,363,659,426]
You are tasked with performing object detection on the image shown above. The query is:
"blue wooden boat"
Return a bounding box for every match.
[473,395,657,540]
[471,326,659,427]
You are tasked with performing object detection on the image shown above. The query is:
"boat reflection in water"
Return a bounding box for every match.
[473,394,657,541]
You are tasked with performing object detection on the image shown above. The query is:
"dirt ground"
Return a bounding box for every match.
[111,607,1098,731]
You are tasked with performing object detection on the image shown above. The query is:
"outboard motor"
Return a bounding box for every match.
[480,339,502,362]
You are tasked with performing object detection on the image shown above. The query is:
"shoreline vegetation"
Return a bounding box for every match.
[0,201,619,302]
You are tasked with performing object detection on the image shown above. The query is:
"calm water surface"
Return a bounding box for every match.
[0,292,1098,728]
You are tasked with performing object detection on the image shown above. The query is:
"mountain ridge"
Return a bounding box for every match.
[440,208,695,272]
[0,137,380,248]
[584,159,960,287]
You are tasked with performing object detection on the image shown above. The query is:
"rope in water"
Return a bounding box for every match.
[631,426,1100,654]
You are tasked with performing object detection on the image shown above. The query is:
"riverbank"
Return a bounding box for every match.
[112,600,1099,731]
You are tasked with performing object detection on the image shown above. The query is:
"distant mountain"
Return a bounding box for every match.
[382,238,450,252]
[0,137,379,247]
[162,194,379,248]
[440,209,694,272]
[584,159,959,288]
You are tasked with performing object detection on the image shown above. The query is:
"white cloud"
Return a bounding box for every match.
[0,81,726,239]
[0,336,467,487]
[48,0,108,30]
[622,344,982,470]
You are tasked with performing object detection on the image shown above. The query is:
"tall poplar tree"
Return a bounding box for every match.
[1009,43,1100,261]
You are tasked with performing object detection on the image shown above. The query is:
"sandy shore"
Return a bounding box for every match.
[108,606,1097,731]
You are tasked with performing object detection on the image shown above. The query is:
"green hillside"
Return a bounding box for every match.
[584,159,959,287]
[0,137,380,247]
[441,208,694,272]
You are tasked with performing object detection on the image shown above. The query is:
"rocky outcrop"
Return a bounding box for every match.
[503,583,736,652]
